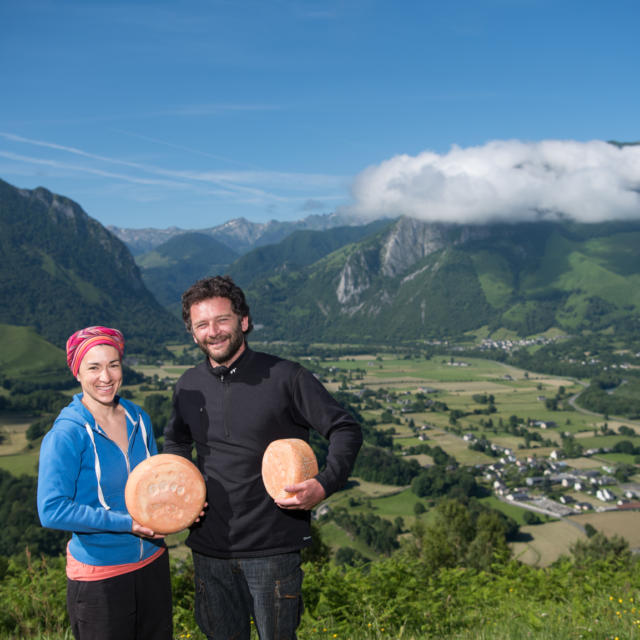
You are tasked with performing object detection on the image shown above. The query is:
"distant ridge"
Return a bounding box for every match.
[109,210,365,256]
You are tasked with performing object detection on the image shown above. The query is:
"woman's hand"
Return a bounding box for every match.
[131,520,165,539]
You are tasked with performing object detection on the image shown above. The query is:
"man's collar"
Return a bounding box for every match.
[206,346,249,378]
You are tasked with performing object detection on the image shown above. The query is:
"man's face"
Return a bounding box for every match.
[189,296,248,367]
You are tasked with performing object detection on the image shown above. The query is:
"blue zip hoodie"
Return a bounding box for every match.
[37,393,164,565]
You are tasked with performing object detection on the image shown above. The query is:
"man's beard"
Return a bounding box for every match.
[195,325,245,366]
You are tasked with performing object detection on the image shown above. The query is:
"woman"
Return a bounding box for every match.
[37,326,173,640]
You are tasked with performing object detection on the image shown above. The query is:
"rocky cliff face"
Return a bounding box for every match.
[336,249,372,305]
[335,218,452,305]
[333,217,504,308]
[380,218,452,277]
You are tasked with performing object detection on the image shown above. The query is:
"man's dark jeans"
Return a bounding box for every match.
[193,550,303,640]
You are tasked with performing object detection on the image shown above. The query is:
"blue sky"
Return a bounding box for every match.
[1,0,639,229]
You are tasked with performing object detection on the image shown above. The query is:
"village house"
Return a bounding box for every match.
[596,488,616,502]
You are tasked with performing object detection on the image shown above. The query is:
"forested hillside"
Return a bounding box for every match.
[135,232,239,306]
[0,179,182,353]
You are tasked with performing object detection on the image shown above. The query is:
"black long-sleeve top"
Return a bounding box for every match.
[163,347,362,558]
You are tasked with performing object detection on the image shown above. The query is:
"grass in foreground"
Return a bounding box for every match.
[3,550,639,640]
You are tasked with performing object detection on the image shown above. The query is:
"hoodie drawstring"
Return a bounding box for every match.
[84,423,111,510]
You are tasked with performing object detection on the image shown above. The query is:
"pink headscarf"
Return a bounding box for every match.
[66,326,125,376]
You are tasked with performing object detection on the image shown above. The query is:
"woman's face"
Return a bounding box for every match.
[76,344,123,407]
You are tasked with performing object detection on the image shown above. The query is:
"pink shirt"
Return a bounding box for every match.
[66,542,165,581]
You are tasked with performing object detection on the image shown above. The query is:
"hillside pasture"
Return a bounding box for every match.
[405,453,434,466]
[432,380,518,394]
[329,355,511,385]
[358,487,424,520]
[0,415,40,475]
[480,496,534,526]
[569,511,640,550]
[392,436,424,448]
[134,363,190,381]
[316,520,375,560]
[515,445,557,458]
[595,452,638,465]
[341,478,406,498]
[0,414,32,454]
[574,433,640,450]
[0,324,67,382]
[509,519,585,567]
[603,418,640,434]
[0,450,39,476]
[427,428,494,464]
[563,456,604,469]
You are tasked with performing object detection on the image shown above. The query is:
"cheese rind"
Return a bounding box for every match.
[125,453,206,534]
[261,438,319,500]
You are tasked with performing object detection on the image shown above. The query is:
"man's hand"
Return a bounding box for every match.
[275,478,326,511]
[194,502,208,523]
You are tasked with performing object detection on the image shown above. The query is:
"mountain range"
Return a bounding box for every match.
[108,209,361,256]
[2,176,640,353]
[237,216,640,343]
[127,214,640,344]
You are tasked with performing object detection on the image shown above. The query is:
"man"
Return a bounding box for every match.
[163,275,362,640]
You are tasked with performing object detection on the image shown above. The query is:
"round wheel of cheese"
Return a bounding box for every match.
[125,453,206,534]
[261,438,319,500]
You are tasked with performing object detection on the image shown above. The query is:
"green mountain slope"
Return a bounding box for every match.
[242,218,640,342]
[0,178,182,352]
[136,232,239,306]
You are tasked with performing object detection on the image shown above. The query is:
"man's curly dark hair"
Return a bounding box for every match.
[181,275,253,336]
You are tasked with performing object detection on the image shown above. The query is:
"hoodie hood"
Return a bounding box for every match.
[54,393,96,429]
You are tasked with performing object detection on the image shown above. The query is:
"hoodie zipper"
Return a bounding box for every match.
[95,416,144,560]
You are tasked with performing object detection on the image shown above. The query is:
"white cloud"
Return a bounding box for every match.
[345,140,640,224]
